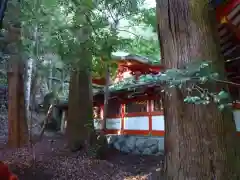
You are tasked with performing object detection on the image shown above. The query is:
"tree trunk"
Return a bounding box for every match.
[48,59,53,91]
[29,70,40,111]
[5,0,28,148]
[0,0,8,28]
[8,62,29,148]
[102,64,110,130]
[65,4,97,151]
[156,0,240,179]
[25,58,33,118]
[66,62,94,151]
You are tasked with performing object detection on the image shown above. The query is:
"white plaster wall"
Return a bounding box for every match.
[98,110,240,132]
[152,115,164,131]
[106,118,121,129]
[234,110,240,131]
[124,116,149,130]
[104,109,240,154]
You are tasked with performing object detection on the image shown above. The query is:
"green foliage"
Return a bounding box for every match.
[107,60,233,110]
[122,37,160,62]
[131,7,157,32]
[17,0,155,97]
[0,78,7,85]
[184,90,231,110]
[20,0,148,72]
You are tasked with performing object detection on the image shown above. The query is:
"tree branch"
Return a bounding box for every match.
[212,78,240,87]
[117,29,147,39]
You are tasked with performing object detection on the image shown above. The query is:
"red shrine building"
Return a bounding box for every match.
[215,0,240,132]
[92,55,165,136]
[56,53,240,155]
[215,0,240,99]
[92,54,240,136]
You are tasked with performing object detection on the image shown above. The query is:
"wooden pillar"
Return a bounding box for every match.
[8,60,28,148]
[148,100,153,134]
[120,104,125,134]
[100,105,104,131]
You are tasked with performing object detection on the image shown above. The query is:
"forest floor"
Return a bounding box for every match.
[0,134,165,180]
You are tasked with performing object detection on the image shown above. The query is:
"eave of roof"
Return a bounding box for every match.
[111,54,161,66]
[94,73,162,95]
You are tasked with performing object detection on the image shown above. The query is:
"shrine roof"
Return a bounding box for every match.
[56,74,161,109]
[112,54,160,65]
[94,73,163,95]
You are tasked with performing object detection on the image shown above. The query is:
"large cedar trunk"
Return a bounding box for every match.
[65,10,96,151]
[156,0,240,179]
[5,0,28,147]
[8,62,29,147]
[66,66,94,151]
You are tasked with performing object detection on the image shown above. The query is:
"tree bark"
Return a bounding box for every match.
[65,4,96,151]
[156,0,240,179]
[8,62,29,148]
[25,58,33,118]
[66,59,94,151]
[102,64,110,130]
[5,0,28,148]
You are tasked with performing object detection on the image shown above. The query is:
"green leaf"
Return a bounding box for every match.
[210,72,219,79]
[217,91,229,100]
[218,104,225,111]
[184,96,193,103]
[199,76,208,84]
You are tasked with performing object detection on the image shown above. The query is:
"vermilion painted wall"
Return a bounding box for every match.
[93,97,240,136]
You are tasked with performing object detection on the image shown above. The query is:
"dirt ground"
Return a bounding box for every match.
[0,135,165,180]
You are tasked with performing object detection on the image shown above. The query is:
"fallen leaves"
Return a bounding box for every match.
[0,136,164,180]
